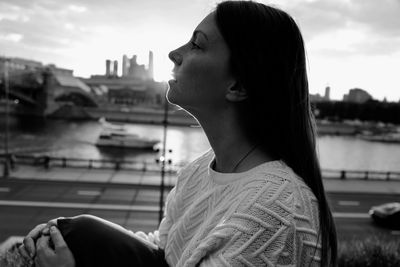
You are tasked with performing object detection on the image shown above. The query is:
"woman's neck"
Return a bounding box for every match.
[196,110,274,173]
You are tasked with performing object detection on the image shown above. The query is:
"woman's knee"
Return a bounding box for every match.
[58,215,110,241]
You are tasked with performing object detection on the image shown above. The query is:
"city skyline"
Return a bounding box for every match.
[1,0,400,101]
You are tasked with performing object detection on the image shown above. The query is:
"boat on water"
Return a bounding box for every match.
[98,117,126,131]
[358,132,400,143]
[96,118,160,149]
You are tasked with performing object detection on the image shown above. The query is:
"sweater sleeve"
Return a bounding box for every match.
[192,177,321,267]
[133,185,177,249]
[157,186,177,249]
[197,203,295,266]
[157,150,213,249]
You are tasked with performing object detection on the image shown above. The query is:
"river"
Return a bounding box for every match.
[1,116,400,172]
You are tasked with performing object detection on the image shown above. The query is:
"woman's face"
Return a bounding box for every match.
[167,12,235,114]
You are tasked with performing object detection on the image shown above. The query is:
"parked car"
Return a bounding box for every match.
[369,202,400,229]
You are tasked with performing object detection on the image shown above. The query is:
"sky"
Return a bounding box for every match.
[1,0,399,102]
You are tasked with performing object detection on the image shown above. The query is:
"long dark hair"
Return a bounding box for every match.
[215,1,337,266]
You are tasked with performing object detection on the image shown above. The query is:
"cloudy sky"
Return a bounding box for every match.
[1,0,399,101]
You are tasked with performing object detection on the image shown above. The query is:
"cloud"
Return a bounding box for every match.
[0,0,95,53]
[0,33,23,42]
[0,2,30,22]
[1,0,398,100]
[68,4,87,13]
[64,23,75,30]
[349,0,400,36]
[274,0,400,56]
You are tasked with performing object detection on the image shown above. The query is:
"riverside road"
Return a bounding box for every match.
[1,166,400,244]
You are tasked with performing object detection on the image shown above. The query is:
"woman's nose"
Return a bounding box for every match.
[168,49,182,65]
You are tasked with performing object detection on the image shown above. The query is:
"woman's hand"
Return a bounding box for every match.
[19,217,64,261]
[35,226,75,267]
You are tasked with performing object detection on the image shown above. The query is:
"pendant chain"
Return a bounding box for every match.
[230,145,258,173]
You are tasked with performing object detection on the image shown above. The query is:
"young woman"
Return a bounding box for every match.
[17,1,337,266]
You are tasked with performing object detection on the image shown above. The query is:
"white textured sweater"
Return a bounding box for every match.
[156,150,321,267]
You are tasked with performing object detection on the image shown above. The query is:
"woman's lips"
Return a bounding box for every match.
[168,79,177,85]
[170,73,178,83]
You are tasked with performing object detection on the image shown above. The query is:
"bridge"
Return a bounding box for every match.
[0,67,98,117]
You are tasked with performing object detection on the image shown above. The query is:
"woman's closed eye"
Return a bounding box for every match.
[190,41,201,50]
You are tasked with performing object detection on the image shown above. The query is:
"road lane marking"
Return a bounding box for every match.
[77,190,101,196]
[0,200,373,219]
[338,201,360,206]
[0,200,158,212]
[0,187,10,193]
[332,212,370,218]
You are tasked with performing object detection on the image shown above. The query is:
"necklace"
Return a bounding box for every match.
[230,145,258,173]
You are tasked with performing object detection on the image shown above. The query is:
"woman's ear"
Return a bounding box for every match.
[225,82,248,102]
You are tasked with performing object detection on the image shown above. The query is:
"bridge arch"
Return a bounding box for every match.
[54,91,98,107]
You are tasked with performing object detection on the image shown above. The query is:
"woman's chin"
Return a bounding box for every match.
[166,89,179,106]
[166,85,192,111]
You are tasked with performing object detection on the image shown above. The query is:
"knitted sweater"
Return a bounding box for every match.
[156,150,321,267]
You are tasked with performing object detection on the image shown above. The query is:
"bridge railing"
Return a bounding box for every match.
[1,154,400,181]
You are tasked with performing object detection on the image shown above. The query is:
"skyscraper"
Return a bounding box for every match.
[113,60,118,76]
[122,55,129,77]
[105,59,111,76]
[148,51,154,80]
[324,86,330,100]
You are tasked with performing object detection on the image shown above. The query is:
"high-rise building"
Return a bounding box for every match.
[87,51,166,108]
[113,60,118,76]
[105,60,111,76]
[118,52,154,80]
[122,55,129,76]
[324,86,330,100]
[148,51,154,80]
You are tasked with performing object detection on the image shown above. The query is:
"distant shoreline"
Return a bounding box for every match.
[0,103,199,127]
[0,103,398,135]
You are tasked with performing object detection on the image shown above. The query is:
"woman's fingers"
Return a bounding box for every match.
[135,231,148,240]
[35,226,76,267]
[23,223,47,257]
[49,226,67,251]
[35,235,53,267]
[42,217,64,235]
[148,232,155,243]
[36,235,51,254]
[48,217,63,226]
[18,243,33,262]
[20,217,66,265]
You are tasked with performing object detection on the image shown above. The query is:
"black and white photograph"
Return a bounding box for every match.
[1,0,400,266]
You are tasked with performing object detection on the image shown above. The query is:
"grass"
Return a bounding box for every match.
[338,234,400,267]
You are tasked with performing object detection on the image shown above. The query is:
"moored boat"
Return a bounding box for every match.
[358,132,400,143]
[96,118,159,149]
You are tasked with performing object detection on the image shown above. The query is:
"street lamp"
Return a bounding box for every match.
[2,59,10,178]
[158,93,169,223]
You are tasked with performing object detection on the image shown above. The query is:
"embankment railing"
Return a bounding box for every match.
[322,169,400,181]
[1,154,400,181]
[7,154,180,173]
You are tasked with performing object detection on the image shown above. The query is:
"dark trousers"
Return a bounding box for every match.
[57,215,169,267]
